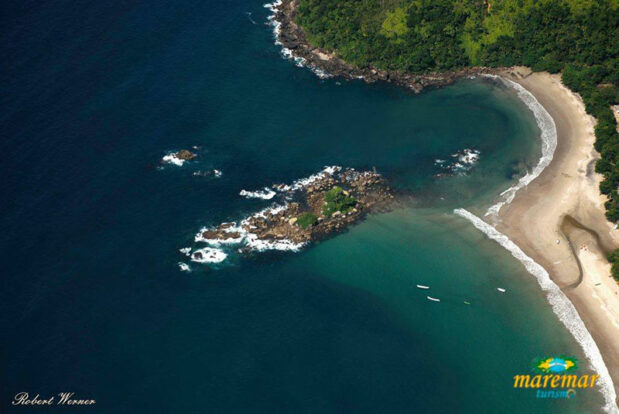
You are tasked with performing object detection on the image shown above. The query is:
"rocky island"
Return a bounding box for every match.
[162,149,197,166]
[190,167,395,261]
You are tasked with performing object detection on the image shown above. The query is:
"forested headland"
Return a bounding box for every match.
[295,0,619,278]
[296,0,618,221]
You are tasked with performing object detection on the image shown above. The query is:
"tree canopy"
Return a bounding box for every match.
[296,0,619,221]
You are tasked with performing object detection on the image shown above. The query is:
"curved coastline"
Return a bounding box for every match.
[482,74,558,220]
[490,70,619,411]
[264,0,501,91]
[265,2,619,411]
[458,71,619,413]
[455,208,617,413]
[464,70,619,411]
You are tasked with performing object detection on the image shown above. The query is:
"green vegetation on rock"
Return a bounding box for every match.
[322,186,357,217]
[297,212,319,229]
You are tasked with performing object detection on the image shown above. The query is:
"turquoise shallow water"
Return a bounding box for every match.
[297,209,605,412]
[0,0,606,412]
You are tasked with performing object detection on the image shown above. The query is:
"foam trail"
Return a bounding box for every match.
[245,12,257,25]
[482,75,557,219]
[454,208,618,414]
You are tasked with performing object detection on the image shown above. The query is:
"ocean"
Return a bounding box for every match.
[0,0,607,412]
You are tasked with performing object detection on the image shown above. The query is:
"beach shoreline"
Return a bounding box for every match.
[495,68,619,405]
[266,2,619,408]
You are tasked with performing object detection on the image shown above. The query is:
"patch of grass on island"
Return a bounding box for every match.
[322,186,357,217]
[296,212,319,229]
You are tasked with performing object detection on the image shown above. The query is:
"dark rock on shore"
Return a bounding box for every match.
[273,0,504,92]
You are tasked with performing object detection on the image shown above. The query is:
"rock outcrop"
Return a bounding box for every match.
[175,149,197,161]
[273,0,503,93]
[201,168,395,249]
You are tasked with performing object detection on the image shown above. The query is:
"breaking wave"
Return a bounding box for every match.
[264,0,331,79]
[162,153,187,166]
[454,208,618,413]
[184,166,344,265]
[435,148,480,175]
[194,203,305,253]
[190,247,228,264]
[240,187,276,200]
[482,75,557,219]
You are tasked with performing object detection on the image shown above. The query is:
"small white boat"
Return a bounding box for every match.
[416,284,430,289]
[497,288,506,293]
[427,296,440,302]
[463,301,471,305]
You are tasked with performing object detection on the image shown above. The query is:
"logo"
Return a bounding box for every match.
[533,356,577,374]
[513,356,599,400]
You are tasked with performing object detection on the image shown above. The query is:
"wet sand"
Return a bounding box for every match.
[496,68,619,398]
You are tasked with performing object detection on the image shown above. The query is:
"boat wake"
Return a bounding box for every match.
[454,208,617,413]
[246,11,257,25]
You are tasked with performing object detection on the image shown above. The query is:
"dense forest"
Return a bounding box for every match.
[296,0,619,278]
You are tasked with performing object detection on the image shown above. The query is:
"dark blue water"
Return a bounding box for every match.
[1,0,604,412]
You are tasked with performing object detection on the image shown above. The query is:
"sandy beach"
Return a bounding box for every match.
[496,68,619,399]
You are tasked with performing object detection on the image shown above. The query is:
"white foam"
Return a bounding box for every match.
[194,224,245,245]
[264,1,283,45]
[192,169,223,178]
[179,247,191,256]
[458,148,480,165]
[178,262,191,272]
[251,203,289,219]
[482,75,557,219]
[454,208,618,413]
[240,187,276,200]
[162,153,186,166]
[245,233,305,252]
[264,0,332,79]
[310,65,332,79]
[236,202,307,251]
[190,247,227,264]
[435,149,480,175]
[189,166,348,260]
[193,202,305,255]
[287,165,341,191]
